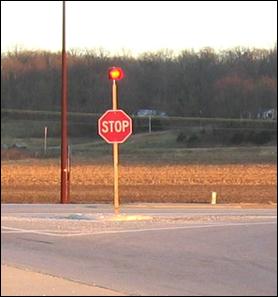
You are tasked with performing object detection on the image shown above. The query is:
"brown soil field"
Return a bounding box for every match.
[1,160,276,204]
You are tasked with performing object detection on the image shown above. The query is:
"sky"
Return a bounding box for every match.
[1,1,277,56]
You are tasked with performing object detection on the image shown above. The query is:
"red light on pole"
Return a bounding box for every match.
[106,66,126,214]
[108,67,124,80]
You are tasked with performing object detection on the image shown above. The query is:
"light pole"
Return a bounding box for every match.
[60,0,69,203]
[108,67,124,214]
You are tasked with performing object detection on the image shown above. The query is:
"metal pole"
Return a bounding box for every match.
[60,0,69,203]
[44,126,48,154]
[67,144,71,201]
[112,80,120,214]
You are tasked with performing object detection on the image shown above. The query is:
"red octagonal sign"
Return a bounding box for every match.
[98,109,133,143]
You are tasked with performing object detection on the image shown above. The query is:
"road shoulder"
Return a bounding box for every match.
[1,265,126,296]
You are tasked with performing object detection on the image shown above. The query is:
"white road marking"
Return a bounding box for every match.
[1,221,276,237]
[1,226,91,236]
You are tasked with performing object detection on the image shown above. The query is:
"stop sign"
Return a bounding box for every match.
[98,109,133,143]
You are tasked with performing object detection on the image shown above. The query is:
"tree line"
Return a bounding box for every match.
[1,46,277,118]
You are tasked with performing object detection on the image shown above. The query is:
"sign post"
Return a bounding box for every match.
[112,78,119,213]
[98,67,132,214]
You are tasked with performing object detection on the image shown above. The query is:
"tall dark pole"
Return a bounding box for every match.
[61,0,69,203]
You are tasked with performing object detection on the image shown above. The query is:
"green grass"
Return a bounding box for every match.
[5,131,271,165]
[2,109,277,164]
[2,108,277,130]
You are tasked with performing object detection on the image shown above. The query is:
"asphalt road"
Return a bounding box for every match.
[1,204,277,296]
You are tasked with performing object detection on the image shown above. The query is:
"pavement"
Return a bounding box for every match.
[1,203,277,296]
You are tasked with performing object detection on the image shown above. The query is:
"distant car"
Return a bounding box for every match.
[257,108,277,120]
[134,109,168,117]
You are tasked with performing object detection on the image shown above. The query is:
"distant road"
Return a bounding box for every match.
[1,204,277,296]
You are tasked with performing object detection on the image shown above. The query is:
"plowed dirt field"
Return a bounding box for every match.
[1,161,276,204]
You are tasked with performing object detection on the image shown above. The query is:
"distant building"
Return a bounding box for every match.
[134,109,167,117]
